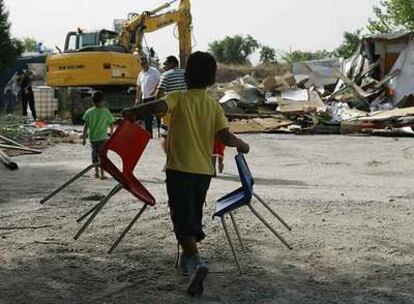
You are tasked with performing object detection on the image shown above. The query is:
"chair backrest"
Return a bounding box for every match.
[100,120,150,177]
[99,120,155,206]
[235,153,254,196]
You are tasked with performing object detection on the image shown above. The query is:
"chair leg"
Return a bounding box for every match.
[74,184,123,240]
[76,201,101,223]
[229,212,245,251]
[253,193,292,231]
[108,204,148,254]
[40,163,99,205]
[175,242,180,269]
[221,216,242,273]
[248,204,293,250]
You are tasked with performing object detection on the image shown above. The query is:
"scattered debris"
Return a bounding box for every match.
[0,148,18,170]
[0,144,42,154]
[0,115,83,169]
[230,117,293,134]
[0,115,82,149]
[214,32,414,137]
[2,33,414,139]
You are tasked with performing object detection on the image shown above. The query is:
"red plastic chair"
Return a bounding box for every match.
[40,120,155,253]
[100,119,155,207]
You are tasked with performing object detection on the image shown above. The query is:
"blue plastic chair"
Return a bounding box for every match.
[213,153,292,272]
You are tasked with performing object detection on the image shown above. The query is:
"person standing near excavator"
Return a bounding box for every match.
[156,55,187,100]
[19,70,37,121]
[155,56,187,155]
[136,57,161,137]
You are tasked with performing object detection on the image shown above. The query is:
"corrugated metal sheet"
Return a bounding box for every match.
[365,32,413,42]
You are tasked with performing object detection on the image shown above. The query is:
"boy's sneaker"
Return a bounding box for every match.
[187,255,208,297]
[187,265,209,296]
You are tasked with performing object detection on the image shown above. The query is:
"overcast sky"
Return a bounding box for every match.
[5,0,380,61]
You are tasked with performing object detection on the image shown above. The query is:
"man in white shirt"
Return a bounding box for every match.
[136,57,161,137]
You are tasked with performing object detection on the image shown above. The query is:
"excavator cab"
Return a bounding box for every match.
[63,29,126,53]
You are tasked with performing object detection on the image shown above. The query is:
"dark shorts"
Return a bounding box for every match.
[166,170,212,243]
[91,140,106,164]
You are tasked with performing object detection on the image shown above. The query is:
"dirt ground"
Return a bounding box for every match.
[1,134,414,304]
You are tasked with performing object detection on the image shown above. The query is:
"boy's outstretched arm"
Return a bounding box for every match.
[122,100,168,121]
[217,128,250,154]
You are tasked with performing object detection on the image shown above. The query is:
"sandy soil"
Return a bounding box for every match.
[0,134,413,304]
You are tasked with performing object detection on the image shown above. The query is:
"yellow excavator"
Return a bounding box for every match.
[47,0,192,123]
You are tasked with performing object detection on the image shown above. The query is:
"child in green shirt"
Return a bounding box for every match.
[82,91,115,179]
[122,52,249,297]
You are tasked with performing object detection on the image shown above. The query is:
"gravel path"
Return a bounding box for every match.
[0,134,413,303]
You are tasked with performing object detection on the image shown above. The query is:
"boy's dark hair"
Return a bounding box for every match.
[165,55,179,67]
[185,52,217,88]
[92,91,104,104]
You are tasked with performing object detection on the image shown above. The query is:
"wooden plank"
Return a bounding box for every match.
[0,149,18,170]
[0,134,26,148]
[373,69,401,89]
[0,144,42,154]
[230,118,293,134]
[356,59,381,82]
[226,113,279,120]
[333,69,370,106]
[362,107,414,122]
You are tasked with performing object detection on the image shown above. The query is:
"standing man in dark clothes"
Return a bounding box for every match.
[20,70,37,121]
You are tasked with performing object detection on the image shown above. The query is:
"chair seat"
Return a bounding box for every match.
[126,176,156,206]
[213,153,292,273]
[213,187,252,218]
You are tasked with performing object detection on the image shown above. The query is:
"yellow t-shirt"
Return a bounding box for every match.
[164,89,229,175]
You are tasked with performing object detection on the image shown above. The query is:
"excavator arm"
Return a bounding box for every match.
[120,0,192,67]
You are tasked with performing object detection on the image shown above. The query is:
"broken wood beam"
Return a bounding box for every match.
[356,59,381,83]
[0,134,26,148]
[0,144,42,154]
[225,113,279,120]
[0,149,18,170]
[333,69,370,106]
[374,69,401,90]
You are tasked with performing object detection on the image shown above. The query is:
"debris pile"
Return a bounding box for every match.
[0,115,82,169]
[0,115,82,146]
[212,32,414,136]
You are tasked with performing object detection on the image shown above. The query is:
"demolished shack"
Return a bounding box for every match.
[217,31,414,136]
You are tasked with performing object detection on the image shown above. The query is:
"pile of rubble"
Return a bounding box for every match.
[0,115,82,147]
[213,32,414,137]
[0,115,83,169]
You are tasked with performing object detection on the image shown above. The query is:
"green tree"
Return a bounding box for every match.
[260,45,277,64]
[335,29,362,58]
[0,0,23,72]
[209,35,259,65]
[368,0,414,33]
[21,37,37,52]
[281,49,333,64]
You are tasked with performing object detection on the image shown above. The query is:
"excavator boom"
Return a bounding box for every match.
[47,0,192,88]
